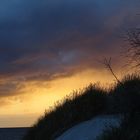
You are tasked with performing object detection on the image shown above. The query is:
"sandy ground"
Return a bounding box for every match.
[56,115,121,140]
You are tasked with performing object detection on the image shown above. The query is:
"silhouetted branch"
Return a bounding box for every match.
[100,57,122,84]
[125,28,140,68]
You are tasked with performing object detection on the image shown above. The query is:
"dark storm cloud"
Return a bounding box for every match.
[0,0,140,96]
[0,0,98,77]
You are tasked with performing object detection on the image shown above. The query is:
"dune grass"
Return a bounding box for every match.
[23,74,140,140]
[98,113,140,140]
[98,74,140,140]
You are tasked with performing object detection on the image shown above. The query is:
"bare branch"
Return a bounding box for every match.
[99,57,122,84]
[124,28,140,69]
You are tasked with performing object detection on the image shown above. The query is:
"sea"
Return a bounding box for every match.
[0,128,29,140]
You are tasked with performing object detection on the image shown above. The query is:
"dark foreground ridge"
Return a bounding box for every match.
[23,74,140,140]
[0,128,29,140]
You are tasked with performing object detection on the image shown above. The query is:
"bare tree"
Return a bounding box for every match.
[125,28,140,68]
[99,28,140,83]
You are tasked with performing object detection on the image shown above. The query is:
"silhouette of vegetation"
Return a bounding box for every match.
[125,28,140,68]
[98,113,140,140]
[23,74,140,140]
[98,75,140,140]
[110,74,140,114]
[101,57,121,84]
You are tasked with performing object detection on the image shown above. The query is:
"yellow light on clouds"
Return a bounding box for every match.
[0,69,117,127]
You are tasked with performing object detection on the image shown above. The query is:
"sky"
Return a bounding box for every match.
[0,0,140,127]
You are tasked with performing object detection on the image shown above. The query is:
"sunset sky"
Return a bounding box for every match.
[0,0,140,127]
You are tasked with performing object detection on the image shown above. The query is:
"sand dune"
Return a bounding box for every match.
[56,115,121,140]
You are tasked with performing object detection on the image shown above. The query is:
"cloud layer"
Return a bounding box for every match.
[0,0,140,98]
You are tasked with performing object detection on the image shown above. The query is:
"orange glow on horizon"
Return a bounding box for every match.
[0,69,120,127]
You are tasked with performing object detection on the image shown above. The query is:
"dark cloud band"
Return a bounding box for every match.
[0,0,139,97]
